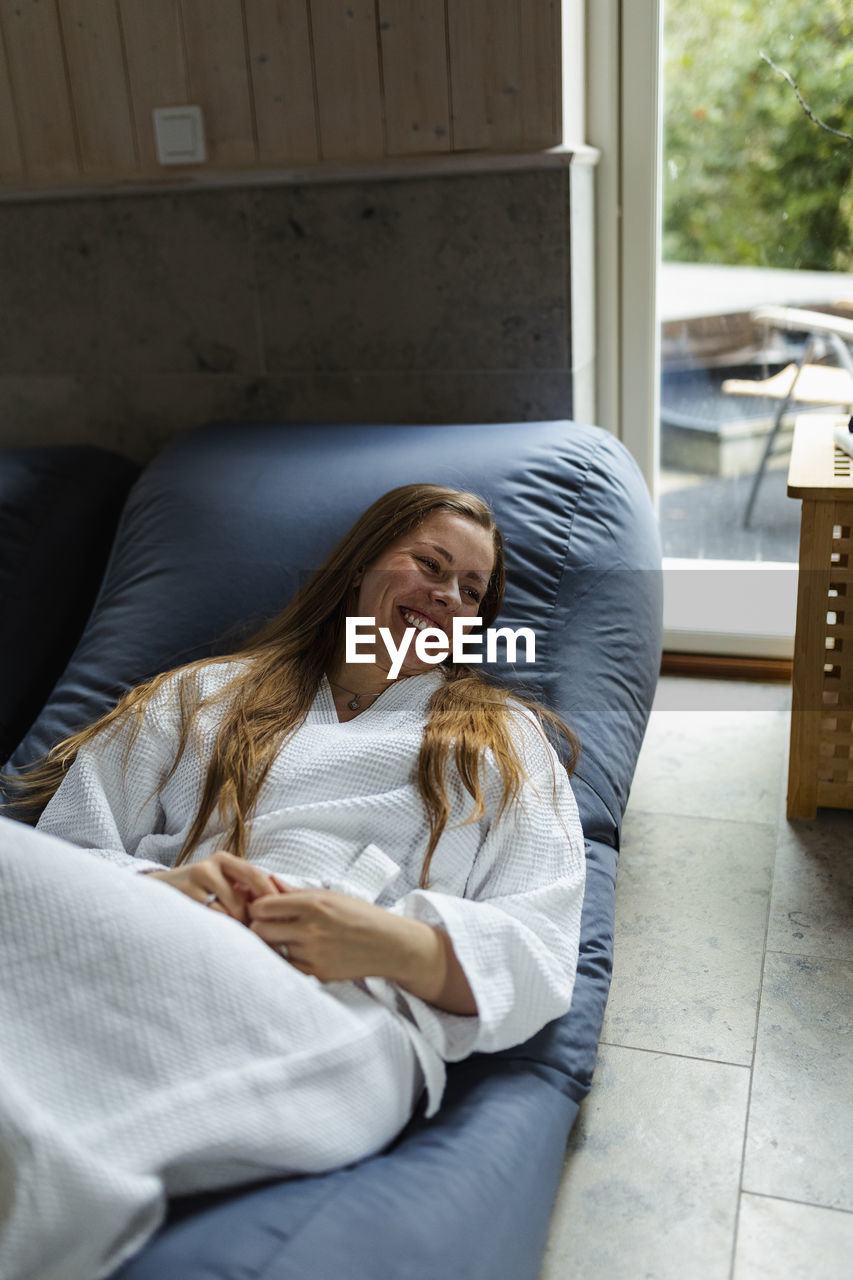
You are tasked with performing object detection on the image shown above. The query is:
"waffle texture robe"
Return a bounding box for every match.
[0,663,585,1280]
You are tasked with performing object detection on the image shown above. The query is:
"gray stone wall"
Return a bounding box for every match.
[0,166,589,463]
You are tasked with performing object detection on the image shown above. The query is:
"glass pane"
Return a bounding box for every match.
[660,0,853,565]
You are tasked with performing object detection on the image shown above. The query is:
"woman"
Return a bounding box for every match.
[0,484,585,1280]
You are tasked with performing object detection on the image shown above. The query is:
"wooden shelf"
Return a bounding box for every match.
[787,414,853,817]
[787,413,853,500]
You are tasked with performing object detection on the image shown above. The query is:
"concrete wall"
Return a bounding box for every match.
[0,158,595,462]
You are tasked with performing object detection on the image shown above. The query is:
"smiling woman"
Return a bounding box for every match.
[0,482,584,1280]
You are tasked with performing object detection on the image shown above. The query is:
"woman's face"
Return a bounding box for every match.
[353,511,497,676]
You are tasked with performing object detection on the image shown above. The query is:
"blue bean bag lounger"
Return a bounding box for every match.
[0,445,139,763]
[3,418,662,1280]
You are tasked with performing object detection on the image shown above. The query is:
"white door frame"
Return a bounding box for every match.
[585,0,796,659]
[585,0,661,482]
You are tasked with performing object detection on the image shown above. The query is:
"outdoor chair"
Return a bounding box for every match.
[722,305,853,528]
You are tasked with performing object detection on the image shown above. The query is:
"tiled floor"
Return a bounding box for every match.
[541,676,853,1280]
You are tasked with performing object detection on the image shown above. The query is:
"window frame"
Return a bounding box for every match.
[585,0,796,659]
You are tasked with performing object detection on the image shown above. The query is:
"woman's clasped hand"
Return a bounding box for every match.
[247,882,444,992]
[146,849,447,997]
[146,848,275,922]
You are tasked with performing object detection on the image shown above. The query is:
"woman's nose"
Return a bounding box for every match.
[431,576,461,608]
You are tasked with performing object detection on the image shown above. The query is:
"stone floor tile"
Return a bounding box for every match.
[602,811,773,1063]
[733,1193,853,1280]
[627,702,787,825]
[769,811,853,961]
[540,1044,749,1280]
[743,952,853,1211]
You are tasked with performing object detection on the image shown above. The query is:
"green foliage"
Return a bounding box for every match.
[663,0,853,269]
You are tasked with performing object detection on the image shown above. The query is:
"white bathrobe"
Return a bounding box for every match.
[0,663,585,1280]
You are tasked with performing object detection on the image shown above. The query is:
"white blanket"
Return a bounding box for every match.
[0,822,421,1280]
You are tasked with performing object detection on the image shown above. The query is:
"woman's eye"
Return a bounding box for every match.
[416,557,480,601]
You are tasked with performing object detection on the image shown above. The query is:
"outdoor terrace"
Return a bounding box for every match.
[659,262,853,563]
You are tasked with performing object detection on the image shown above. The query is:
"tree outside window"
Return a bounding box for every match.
[663,0,853,271]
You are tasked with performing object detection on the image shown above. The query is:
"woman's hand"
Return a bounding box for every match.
[247,884,430,982]
[145,851,278,925]
[248,883,477,1015]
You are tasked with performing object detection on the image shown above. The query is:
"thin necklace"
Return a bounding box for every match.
[328,678,384,712]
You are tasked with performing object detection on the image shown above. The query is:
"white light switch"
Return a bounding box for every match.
[152,106,207,165]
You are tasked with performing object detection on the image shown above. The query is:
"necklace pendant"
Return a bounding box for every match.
[348,694,361,710]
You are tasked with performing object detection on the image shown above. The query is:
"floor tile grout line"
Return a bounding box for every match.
[764,946,853,964]
[740,1187,853,1217]
[623,807,780,832]
[597,1039,752,1072]
[729,728,789,1280]
[730,923,771,1280]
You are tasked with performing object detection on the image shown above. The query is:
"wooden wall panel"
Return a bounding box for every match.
[181,0,257,166]
[244,0,317,165]
[310,0,384,161]
[58,0,136,175]
[378,0,450,156]
[120,0,188,174]
[447,0,523,152]
[0,0,565,192]
[519,0,560,147]
[0,19,23,180]
[0,0,78,179]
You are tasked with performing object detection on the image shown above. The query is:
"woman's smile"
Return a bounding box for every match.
[398,605,443,633]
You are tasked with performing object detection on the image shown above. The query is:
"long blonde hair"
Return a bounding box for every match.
[5,483,579,887]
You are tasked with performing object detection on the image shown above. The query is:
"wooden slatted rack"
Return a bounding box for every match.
[787,413,853,817]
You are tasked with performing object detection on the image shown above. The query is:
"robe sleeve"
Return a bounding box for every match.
[376,712,586,1062]
[36,680,183,874]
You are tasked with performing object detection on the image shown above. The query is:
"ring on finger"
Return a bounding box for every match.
[203,891,218,907]
[278,943,290,960]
